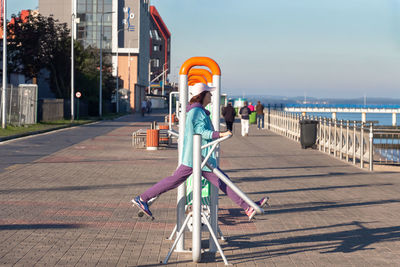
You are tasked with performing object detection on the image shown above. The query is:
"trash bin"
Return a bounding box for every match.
[249,112,256,124]
[299,120,318,149]
[146,129,159,150]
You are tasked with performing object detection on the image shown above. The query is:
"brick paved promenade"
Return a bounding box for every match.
[1,111,400,266]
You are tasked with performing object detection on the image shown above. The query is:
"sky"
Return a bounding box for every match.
[8,0,400,98]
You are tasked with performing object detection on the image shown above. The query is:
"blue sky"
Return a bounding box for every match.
[9,0,400,98]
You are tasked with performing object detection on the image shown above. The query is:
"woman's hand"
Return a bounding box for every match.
[220,131,232,138]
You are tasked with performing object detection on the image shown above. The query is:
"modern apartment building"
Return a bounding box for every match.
[149,6,170,89]
[39,0,165,112]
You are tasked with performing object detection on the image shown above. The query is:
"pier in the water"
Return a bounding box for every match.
[285,104,400,126]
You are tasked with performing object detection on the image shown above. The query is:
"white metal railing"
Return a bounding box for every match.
[265,109,376,171]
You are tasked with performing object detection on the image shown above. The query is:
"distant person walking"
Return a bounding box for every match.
[255,101,264,129]
[146,99,152,114]
[141,99,147,116]
[239,101,251,136]
[222,102,236,132]
[248,102,255,112]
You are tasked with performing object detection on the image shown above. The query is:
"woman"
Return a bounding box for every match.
[132,83,268,220]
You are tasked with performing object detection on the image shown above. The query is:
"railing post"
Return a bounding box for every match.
[346,120,349,162]
[334,119,337,157]
[323,118,327,152]
[285,112,288,137]
[369,124,374,171]
[353,121,356,165]
[339,120,343,160]
[192,134,202,263]
[328,119,332,155]
[319,117,322,151]
[360,123,364,169]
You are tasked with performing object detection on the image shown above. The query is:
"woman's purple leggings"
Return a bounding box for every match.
[140,164,249,210]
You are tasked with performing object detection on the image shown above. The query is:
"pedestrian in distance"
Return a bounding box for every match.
[132,83,269,220]
[248,102,255,112]
[222,102,236,132]
[239,101,251,136]
[141,99,147,117]
[255,101,265,130]
[146,99,152,114]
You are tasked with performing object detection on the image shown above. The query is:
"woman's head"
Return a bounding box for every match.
[189,91,209,105]
[189,83,216,106]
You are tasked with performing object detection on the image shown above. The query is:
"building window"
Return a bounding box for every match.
[153,45,159,51]
[78,0,86,12]
[152,59,160,68]
[103,26,112,41]
[76,0,113,50]
[104,0,112,12]
[150,30,161,41]
[86,0,93,12]
[97,0,103,12]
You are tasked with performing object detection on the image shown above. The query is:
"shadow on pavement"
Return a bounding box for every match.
[0,182,156,194]
[222,221,400,264]
[264,199,400,215]
[235,171,371,183]
[248,183,393,195]
[224,165,351,172]
[0,223,85,231]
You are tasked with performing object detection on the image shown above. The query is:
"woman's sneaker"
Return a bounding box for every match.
[246,197,270,221]
[132,196,153,219]
[245,207,256,221]
[255,196,270,208]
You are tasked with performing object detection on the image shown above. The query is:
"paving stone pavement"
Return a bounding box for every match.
[1,111,400,266]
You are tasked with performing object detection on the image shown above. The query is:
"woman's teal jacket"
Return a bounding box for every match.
[181,103,219,171]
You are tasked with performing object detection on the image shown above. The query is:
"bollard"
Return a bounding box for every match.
[146,129,159,150]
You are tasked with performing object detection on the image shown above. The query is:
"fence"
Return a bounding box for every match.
[265,109,400,171]
[373,127,400,165]
[0,84,38,126]
[38,99,64,122]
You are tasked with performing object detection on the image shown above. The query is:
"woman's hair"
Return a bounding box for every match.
[189,91,208,105]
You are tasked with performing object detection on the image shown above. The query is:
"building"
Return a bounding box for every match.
[39,0,169,112]
[149,6,171,95]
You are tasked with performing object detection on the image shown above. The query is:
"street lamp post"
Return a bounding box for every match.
[162,63,168,96]
[2,0,7,129]
[99,11,114,117]
[71,2,75,121]
[148,59,153,95]
[115,28,124,113]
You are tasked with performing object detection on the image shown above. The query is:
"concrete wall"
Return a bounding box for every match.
[39,0,72,27]
[117,54,138,111]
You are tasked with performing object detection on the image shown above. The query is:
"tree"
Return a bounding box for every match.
[7,12,115,113]
[7,13,70,97]
[74,43,114,115]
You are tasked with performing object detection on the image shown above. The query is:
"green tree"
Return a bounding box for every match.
[7,13,70,97]
[6,12,115,114]
[74,43,114,115]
